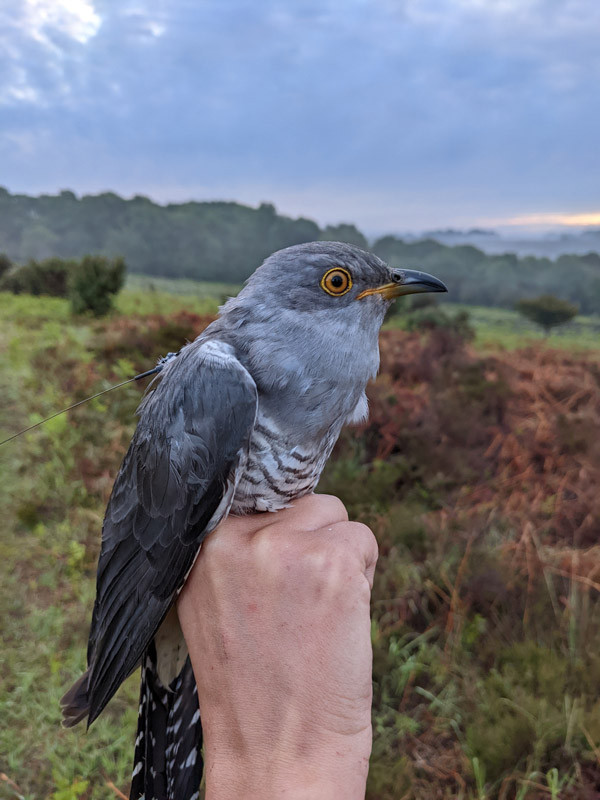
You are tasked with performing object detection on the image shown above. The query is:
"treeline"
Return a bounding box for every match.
[374,237,600,315]
[1,187,599,313]
[0,188,356,283]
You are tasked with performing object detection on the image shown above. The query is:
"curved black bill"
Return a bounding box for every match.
[391,269,448,297]
[357,269,448,300]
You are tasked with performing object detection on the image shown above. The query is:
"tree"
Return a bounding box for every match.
[516,295,578,335]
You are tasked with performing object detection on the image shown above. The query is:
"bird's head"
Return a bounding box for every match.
[217,242,448,408]
[220,241,448,359]
[238,241,447,317]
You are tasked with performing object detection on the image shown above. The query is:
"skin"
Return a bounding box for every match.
[177,493,378,800]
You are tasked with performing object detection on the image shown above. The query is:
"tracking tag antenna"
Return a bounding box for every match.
[0,351,180,448]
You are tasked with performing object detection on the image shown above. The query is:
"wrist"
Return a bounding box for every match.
[204,727,371,800]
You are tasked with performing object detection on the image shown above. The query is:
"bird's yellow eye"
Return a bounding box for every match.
[320,268,352,297]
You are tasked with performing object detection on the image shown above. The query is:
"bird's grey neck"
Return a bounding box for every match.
[206,302,383,441]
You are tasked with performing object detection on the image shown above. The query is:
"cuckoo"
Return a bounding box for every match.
[61,241,446,799]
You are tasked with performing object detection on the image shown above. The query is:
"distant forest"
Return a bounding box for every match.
[1,187,599,313]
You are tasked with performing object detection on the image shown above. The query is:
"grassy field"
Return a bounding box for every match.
[123,275,241,314]
[440,303,600,352]
[1,287,600,799]
[125,274,240,297]
[0,295,140,800]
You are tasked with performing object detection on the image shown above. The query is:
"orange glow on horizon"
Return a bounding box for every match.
[494,212,600,228]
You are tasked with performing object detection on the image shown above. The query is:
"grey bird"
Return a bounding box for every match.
[61,241,446,800]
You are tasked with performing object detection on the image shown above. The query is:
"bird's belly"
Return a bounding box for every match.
[231,418,337,513]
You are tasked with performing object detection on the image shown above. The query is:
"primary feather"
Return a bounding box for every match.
[62,340,258,727]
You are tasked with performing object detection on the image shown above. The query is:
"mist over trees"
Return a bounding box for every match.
[0,187,598,313]
[374,236,600,315]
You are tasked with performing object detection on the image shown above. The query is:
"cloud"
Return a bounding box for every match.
[24,0,101,46]
[0,0,101,106]
[0,0,599,229]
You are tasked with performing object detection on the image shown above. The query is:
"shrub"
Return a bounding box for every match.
[0,257,72,296]
[516,294,578,335]
[68,255,126,316]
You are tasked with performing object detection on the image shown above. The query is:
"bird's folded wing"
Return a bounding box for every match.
[84,339,257,724]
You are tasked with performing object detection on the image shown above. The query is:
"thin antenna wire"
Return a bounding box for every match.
[0,367,160,448]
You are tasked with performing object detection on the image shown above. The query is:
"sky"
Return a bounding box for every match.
[1,0,599,234]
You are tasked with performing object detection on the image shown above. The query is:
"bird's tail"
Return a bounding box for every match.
[130,642,203,800]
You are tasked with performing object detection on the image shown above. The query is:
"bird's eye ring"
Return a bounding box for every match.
[320,268,352,297]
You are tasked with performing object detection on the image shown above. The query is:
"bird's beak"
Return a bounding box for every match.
[357,269,448,300]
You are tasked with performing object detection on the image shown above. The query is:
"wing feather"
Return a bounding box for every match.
[77,339,257,725]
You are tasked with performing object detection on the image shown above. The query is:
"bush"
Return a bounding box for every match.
[68,256,126,316]
[0,257,73,296]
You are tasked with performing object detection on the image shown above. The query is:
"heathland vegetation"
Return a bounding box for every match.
[1,187,599,798]
[1,187,599,313]
[1,285,600,799]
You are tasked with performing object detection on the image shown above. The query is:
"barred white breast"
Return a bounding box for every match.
[232,413,339,513]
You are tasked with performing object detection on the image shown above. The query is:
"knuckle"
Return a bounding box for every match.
[326,521,378,581]
[253,526,305,578]
[330,520,377,552]
[301,547,333,578]
[309,493,349,524]
[252,525,283,562]
[354,522,379,558]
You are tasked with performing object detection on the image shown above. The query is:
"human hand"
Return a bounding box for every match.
[177,493,378,800]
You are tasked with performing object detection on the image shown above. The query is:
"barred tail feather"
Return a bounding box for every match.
[130,643,203,800]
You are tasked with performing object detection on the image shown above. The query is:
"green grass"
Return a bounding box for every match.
[0,281,227,324]
[0,286,228,798]
[125,273,241,297]
[446,302,600,352]
[116,288,220,317]
[0,291,73,324]
[0,300,140,799]
[123,274,240,315]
